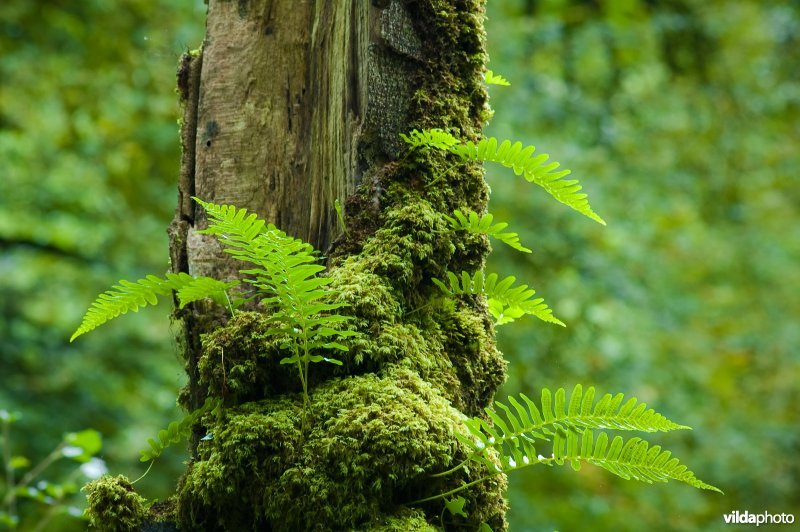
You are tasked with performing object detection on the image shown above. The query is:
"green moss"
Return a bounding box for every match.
[83,475,147,532]
[361,507,438,531]
[429,299,507,417]
[176,369,507,531]
[196,312,301,403]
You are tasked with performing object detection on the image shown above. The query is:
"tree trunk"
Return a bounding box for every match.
[166,0,508,529]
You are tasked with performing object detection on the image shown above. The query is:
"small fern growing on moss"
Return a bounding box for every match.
[402,128,605,225]
[194,198,358,408]
[444,209,531,253]
[484,70,510,87]
[72,198,358,410]
[139,397,218,463]
[432,271,564,327]
[413,384,720,507]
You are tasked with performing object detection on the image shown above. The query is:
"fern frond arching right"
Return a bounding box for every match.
[401,128,605,225]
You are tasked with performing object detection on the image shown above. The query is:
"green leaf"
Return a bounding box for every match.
[433,270,564,327]
[444,496,468,518]
[445,209,532,253]
[63,429,102,463]
[484,70,510,86]
[402,130,605,224]
[177,276,240,309]
[456,385,719,493]
[71,272,194,341]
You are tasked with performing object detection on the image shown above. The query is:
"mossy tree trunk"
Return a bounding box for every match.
[166,0,508,529]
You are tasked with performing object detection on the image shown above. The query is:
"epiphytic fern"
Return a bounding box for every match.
[70,271,242,342]
[139,397,218,462]
[432,270,564,327]
[401,128,605,225]
[414,385,720,506]
[444,209,531,253]
[484,70,510,87]
[71,272,193,341]
[399,128,461,151]
[194,198,358,406]
[177,277,242,313]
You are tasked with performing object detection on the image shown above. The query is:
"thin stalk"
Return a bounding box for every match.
[2,417,16,521]
[223,290,235,317]
[1,444,65,508]
[429,456,471,478]
[407,473,497,506]
[131,460,155,485]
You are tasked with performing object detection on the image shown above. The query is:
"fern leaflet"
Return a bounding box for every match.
[401,129,605,225]
[139,397,218,462]
[444,209,531,253]
[484,70,510,86]
[70,272,195,342]
[399,128,460,151]
[432,270,564,326]
[177,277,241,311]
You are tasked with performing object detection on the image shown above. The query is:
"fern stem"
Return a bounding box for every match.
[407,474,497,506]
[131,460,155,485]
[223,290,235,317]
[429,456,472,478]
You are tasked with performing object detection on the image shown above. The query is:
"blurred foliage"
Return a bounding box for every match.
[485,0,799,530]
[0,1,203,529]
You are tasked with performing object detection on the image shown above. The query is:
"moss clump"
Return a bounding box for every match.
[428,299,507,417]
[83,475,147,532]
[197,311,319,403]
[177,368,506,531]
[359,200,455,295]
[363,507,438,531]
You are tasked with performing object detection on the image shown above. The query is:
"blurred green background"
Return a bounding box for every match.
[485,0,800,531]
[1,1,204,529]
[1,0,798,530]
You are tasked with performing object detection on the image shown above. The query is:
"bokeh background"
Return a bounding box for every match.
[1,1,798,530]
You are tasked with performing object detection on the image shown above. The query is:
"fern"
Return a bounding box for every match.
[444,209,531,253]
[194,198,358,406]
[484,70,510,86]
[139,397,218,462]
[450,385,721,494]
[413,386,720,505]
[399,128,460,151]
[176,277,241,312]
[70,272,195,342]
[70,272,242,341]
[432,270,564,327]
[401,129,605,225]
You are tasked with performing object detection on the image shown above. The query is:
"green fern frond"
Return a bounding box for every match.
[553,430,721,492]
[139,398,217,462]
[71,272,194,342]
[444,209,531,253]
[400,130,605,225]
[453,138,604,224]
[484,70,510,86]
[399,128,460,151]
[193,198,358,369]
[453,384,720,493]
[458,385,689,456]
[432,270,564,326]
[176,277,240,311]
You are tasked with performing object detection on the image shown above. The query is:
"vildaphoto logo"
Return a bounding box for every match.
[723,510,795,526]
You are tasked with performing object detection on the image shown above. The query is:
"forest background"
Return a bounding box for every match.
[1,0,798,530]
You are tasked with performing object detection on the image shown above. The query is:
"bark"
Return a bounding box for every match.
[161,0,508,529]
